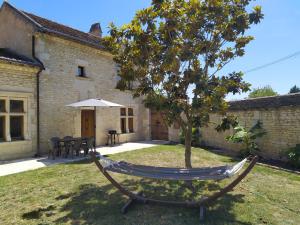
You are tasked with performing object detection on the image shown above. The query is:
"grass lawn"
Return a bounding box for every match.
[0,145,299,225]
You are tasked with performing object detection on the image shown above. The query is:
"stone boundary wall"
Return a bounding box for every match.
[201,93,300,160]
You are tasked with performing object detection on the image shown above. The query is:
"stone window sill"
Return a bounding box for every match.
[76,76,91,80]
[0,140,31,144]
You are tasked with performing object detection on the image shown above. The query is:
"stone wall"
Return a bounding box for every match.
[168,126,180,142]
[0,3,35,59]
[0,62,38,160]
[36,34,150,152]
[201,94,300,160]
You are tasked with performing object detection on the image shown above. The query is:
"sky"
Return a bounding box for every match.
[1,0,300,100]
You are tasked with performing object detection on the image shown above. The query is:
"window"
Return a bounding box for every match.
[120,107,134,133]
[0,116,5,142]
[0,100,5,112]
[120,118,126,134]
[127,108,134,133]
[128,108,133,116]
[128,118,134,133]
[77,66,86,77]
[10,100,24,113]
[0,97,26,142]
[120,108,126,116]
[10,116,24,140]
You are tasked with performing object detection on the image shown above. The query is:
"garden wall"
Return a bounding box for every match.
[201,93,300,160]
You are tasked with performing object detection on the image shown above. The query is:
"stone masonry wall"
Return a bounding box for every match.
[0,62,38,160]
[36,34,150,152]
[0,3,35,59]
[201,94,300,160]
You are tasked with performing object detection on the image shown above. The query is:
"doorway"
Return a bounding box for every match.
[81,110,95,138]
[150,110,169,140]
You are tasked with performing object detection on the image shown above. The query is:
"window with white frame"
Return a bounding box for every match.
[120,107,134,133]
[0,97,27,142]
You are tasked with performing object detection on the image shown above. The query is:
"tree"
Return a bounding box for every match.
[289,85,300,94]
[226,120,266,157]
[104,0,263,168]
[248,85,277,98]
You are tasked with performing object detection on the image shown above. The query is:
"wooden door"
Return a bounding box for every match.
[151,110,168,140]
[81,110,95,138]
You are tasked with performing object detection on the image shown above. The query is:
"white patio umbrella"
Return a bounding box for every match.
[66,98,124,142]
[66,98,124,108]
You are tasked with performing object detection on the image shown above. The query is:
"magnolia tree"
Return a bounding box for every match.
[104,0,263,168]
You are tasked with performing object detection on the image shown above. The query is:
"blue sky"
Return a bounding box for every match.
[2,0,300,99]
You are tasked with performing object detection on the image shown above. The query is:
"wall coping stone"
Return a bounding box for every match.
[228,93,300,110]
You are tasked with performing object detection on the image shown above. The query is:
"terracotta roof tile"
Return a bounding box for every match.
[22,11,106,50]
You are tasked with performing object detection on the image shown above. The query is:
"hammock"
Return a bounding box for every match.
[91,152,258,221]
[99,156,248,181]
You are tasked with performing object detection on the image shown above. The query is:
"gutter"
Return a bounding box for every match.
[32,35,45,157]
[0,57,41,68]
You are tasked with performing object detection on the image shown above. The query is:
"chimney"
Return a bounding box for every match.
[89,22,102,38]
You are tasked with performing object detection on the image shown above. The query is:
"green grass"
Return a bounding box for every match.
[0,145,299,225]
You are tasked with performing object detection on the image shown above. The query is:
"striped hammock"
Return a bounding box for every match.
[98,156,248,181]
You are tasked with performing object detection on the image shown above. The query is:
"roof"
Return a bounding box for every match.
[0,48,42,68]
[228,93,300,110]
[3,2,106,51]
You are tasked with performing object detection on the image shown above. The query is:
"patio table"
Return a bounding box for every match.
[59,137,88,143]
[59,137,88,157]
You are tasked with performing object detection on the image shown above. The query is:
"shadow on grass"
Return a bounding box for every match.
[22,205,56,220]
[22,178,251,225]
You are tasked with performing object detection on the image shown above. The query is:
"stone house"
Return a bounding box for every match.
[0,2,179,161]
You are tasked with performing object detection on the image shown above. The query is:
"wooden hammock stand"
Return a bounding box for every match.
[90,152,258,221]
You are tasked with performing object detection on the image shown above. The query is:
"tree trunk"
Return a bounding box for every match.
[184,124,193,168]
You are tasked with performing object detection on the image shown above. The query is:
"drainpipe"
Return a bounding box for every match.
[32,35,45,157]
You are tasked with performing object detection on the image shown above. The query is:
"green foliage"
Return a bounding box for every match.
[289,85,300,94]
[226,120,266,157]
[248,85,277,98]
[179,127,201,147]
[284,144,300,168]
[104,0,263,166]
[104,0,263,128]
[216,114,239,132]
[192,127,201,147]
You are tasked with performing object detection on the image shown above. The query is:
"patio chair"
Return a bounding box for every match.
[72,138,83,158]
[63,136,73,157]
[83,137,95,155]
[48,137,60,160]
[90,152,258,221]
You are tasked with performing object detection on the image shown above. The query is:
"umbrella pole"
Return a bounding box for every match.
[94,106,96,149]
